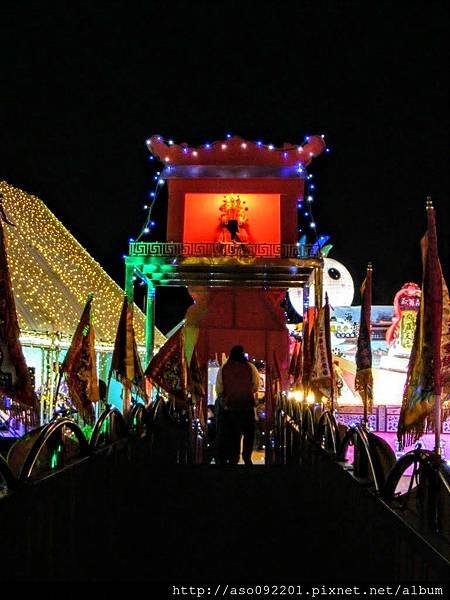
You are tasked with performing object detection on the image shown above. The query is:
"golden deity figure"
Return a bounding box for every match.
[217,194,249,243]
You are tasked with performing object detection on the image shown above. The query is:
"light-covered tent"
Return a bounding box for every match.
[0,181,164,422]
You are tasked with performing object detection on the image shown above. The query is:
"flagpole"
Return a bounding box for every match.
[427,199,442,456]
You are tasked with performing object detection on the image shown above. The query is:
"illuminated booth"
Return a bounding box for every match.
[0,181,165,428]
[125,134,326,379]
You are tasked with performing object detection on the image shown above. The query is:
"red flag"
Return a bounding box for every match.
[355,264,374,416]
[110,295,146,404]
[288,342,299,381]
[188,347,206,428]
[145,326,187,406]
[288,341,303,388]
[398,201,450,446]
[0,216,37,412]
[272,350,283,393]
[60,294,98,423]
[310,295,335,406]
[265,363,276,433]
[293,341,303,387]
[301,307,317,391]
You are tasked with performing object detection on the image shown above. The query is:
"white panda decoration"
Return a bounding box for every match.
[288,257,354,314]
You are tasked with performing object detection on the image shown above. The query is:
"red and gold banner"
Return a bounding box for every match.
[355,264,373,415]
[110,296,146,409]
[398,202,450,446]
[310,297,334,405]
[0,216,37,412]
[60,295,98,423]
[188,347,206,428]
[145,325,187,405]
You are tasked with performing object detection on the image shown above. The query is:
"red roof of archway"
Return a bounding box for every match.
[147,135,326,167]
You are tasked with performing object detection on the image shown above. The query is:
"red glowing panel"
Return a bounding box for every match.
[183,193,280,247]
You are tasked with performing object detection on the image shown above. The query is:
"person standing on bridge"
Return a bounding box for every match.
[215,345,260,466]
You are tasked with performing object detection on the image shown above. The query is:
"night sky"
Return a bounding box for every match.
[1,1,448,333]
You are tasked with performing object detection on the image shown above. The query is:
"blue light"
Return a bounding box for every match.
[304,211,309,216]
[309,184,315,190]
[325,148,331,153]
[307,196,313,202]
[158,178,165,185]
[182,147,189,154]
[129,238,134,242]
[144,227,150,233]
[256,141,263,146]
[148,156,154,160]
[226,133,232,139]
[150,192,155,197]
[310,222,316,228]
[150,221,155,226]
[205,143,211,149]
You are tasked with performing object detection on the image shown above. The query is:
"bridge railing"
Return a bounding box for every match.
[273,399,450,537]
[272,399,450,578]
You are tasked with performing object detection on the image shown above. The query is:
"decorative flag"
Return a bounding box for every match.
[310,295,334,405]
[398,201,450,447]
[188,347,206,428]
[265,363,277,438]
[110,295,146,405]
[145,325,187,405]
[0,212,38,413]
[301,307,317,393]
[355,263,373,417]
[293,340,303,388]
[288,341,299,383]
[272,349,283,393]
[60,294,98,423]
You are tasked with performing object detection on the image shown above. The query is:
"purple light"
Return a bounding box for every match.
[182,147,189,154]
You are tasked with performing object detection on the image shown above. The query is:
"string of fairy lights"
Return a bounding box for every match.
[0,181,148,345]
[134,133,331,251]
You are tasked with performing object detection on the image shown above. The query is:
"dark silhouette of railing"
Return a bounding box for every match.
[272,396,449,579]
[0,396,448,581]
